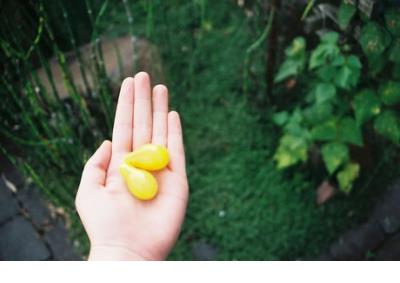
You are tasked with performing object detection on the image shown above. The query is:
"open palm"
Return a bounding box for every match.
[75,72,188,260]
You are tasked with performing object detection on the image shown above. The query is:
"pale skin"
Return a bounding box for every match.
[75,72,189,260]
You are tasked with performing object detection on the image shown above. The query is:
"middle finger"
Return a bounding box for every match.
[133,72,152,149]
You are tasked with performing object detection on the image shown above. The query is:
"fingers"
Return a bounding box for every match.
[133,72,152,149]
[167,111,186,176]
[111,77,134,154]
[152,85,169,146]
[79,140,112,189]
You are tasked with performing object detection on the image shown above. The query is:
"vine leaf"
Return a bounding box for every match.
[389,38,400,63]
[273,111,289,126]
[352,89,381,126]
[311,119,337,142]
[274,134,309,169]
[393,64,400,79]
[316,65,336,82]
[304,103,333,125]
[337,162,360,193]
[338,2,357,30]
[367,54,387,76]
[321,142,349,175]
[374,110,400,144]
[315,83,336,104]
[378,81,400,106]
[309,32,340,70]
[275,37,306,83]
[334,55,361,89]
[385,8,400,37]
[359,22,391,56]
[338,117,363,146]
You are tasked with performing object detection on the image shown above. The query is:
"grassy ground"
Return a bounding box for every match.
[102,1,393,260]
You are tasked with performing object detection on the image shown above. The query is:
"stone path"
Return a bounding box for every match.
[0,155,81,261]
[320,178,400,260]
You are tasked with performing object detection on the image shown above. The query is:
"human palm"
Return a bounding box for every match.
[75,72,188,260]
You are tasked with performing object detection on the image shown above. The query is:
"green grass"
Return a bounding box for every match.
[1,0,398,260]
[123,1,393,260]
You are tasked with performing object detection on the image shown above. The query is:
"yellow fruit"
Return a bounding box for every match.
[124,144,169,171]
[119,163,158,200]
[119,144,169,201]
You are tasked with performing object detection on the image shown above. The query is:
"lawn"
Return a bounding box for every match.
[104,1,391,260]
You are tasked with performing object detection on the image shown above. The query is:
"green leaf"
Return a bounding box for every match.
[359,22,391,56]
[285,37,306,57]
[287,108,303,124]
[309,32,340,70]
[385,8,400,37]
[393,64,400,80]
[311,119,337,141]
[273,111,289,126]
[275,37,306,83]
[335,66,353,89]
[389,38,400,63]
[374,110,400,144]
[338,2,357,30]
[334,55,361,89]
[347,55,362,69]
[337,162,360,193]
[321,32,340,44]
[315,83,336,104]
[282,110,311,141]
[274,149,298,169]
[378,81,400,106]
[285,124,311,141]
[303,103,333,125]
[352,89,381,125]
[316,65,336,82]
[332,54,346,66]
[275,61,299,83]
[274,134,309,169]
[337,117,363,146]
[321,142,349,174]
[367,54,387,76]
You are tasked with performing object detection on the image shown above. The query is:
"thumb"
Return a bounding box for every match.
[79,140,112,189]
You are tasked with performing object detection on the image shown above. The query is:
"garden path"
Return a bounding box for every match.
[0,155,80,260]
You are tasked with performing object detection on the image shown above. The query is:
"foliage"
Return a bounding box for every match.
[337,2,357,30]
[0,1,114,209]
[273,1,400,193]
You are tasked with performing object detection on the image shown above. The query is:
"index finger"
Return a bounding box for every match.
[111,77,134,154]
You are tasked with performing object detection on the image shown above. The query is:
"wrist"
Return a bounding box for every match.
[88,244,149,261]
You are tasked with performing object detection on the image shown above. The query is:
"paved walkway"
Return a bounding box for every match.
[0,155,80,260]
[320,178,400,260]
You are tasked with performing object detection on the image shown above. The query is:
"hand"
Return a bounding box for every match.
[75,72,189,260]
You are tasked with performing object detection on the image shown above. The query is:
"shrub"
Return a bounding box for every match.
[273,1,400,193]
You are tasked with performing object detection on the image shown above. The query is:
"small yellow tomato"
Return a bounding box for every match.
[119,163,158,201]
[119,144,169,201]
[124,144,169,171]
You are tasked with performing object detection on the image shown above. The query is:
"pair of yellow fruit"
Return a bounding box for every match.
[119,144,169,200]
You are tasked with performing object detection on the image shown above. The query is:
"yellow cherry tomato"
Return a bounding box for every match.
[124,144,169,171]
[119,144,169,201]
[119,163,158,200]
